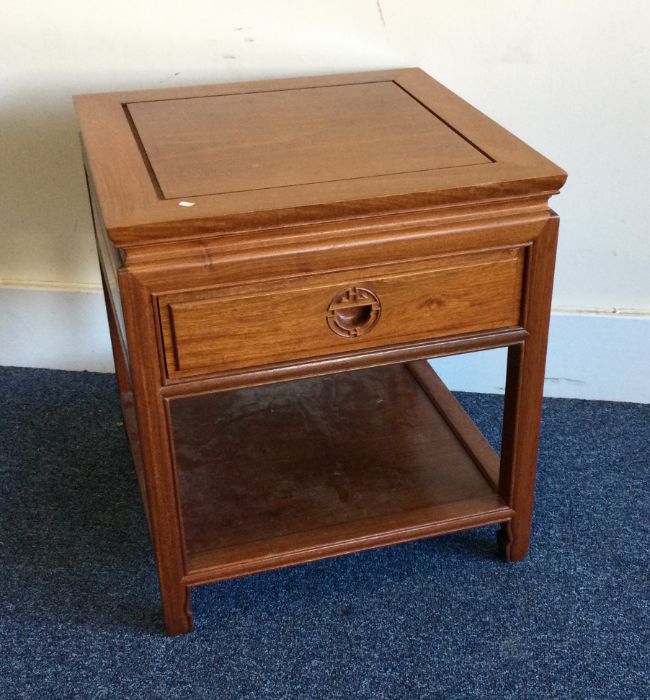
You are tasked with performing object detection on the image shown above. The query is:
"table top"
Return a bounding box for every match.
[75,68,565,248]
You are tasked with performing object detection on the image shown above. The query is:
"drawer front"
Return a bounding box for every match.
[159,248,525,379]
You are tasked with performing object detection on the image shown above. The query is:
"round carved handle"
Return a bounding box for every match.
[326,287,381,338]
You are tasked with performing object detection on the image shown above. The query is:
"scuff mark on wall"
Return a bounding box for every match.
[376,0,386,27]
[545,377,586,385]
[158,71,181,84]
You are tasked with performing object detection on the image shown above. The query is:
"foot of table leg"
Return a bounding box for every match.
[497,521,529,562]
[497,522,510,560]
[161,584,193,636]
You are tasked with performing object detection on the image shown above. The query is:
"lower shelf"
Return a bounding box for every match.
[169,361,513,585]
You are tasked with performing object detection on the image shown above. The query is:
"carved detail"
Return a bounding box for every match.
[326,287,381,338]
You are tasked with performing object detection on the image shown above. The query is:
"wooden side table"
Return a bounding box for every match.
[74,68,566,635]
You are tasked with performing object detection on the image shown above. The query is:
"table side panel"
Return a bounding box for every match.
[85,168,128,353]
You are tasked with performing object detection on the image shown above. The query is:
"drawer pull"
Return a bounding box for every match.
[326,287,381,338]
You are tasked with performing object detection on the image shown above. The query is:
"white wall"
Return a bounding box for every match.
[1,1,649,400]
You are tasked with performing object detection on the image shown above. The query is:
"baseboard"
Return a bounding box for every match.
[431,312,650,403]
[0,286,114,374]
[1,287,648,403]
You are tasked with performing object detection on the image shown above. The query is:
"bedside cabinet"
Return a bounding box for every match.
[74,68,566,635]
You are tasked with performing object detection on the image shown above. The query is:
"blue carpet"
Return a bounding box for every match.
[0,366,648,699]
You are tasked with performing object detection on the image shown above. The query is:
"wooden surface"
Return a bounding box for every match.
[169,363,512,583]
[127,81,490,199]
[160,247,524,378]
[76,67,566,634]
[498,215,560,560]
[74,68,566,246]
[407,360,501,490]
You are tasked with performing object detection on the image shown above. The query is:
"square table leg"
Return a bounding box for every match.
[118,272,194,635]
[498,216,559,561]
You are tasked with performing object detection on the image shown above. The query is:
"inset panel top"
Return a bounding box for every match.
[126,81,490,200]
[75,68,566,247]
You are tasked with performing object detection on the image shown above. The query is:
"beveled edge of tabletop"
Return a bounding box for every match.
[74,68,567,249]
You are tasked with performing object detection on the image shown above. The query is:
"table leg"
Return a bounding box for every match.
[118,272,193,635]
[498,216,559,561]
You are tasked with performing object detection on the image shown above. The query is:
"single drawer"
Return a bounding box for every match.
[159,247,525,379]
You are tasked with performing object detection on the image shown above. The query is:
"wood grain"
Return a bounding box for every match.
[498,215,560,560]
[160,247,524,377]
[168,364,512,584]
[159,327,529,398]
[127,81,490,199]
[406,359,501,490]
[118,272,193,635]
[185,497,513,586]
